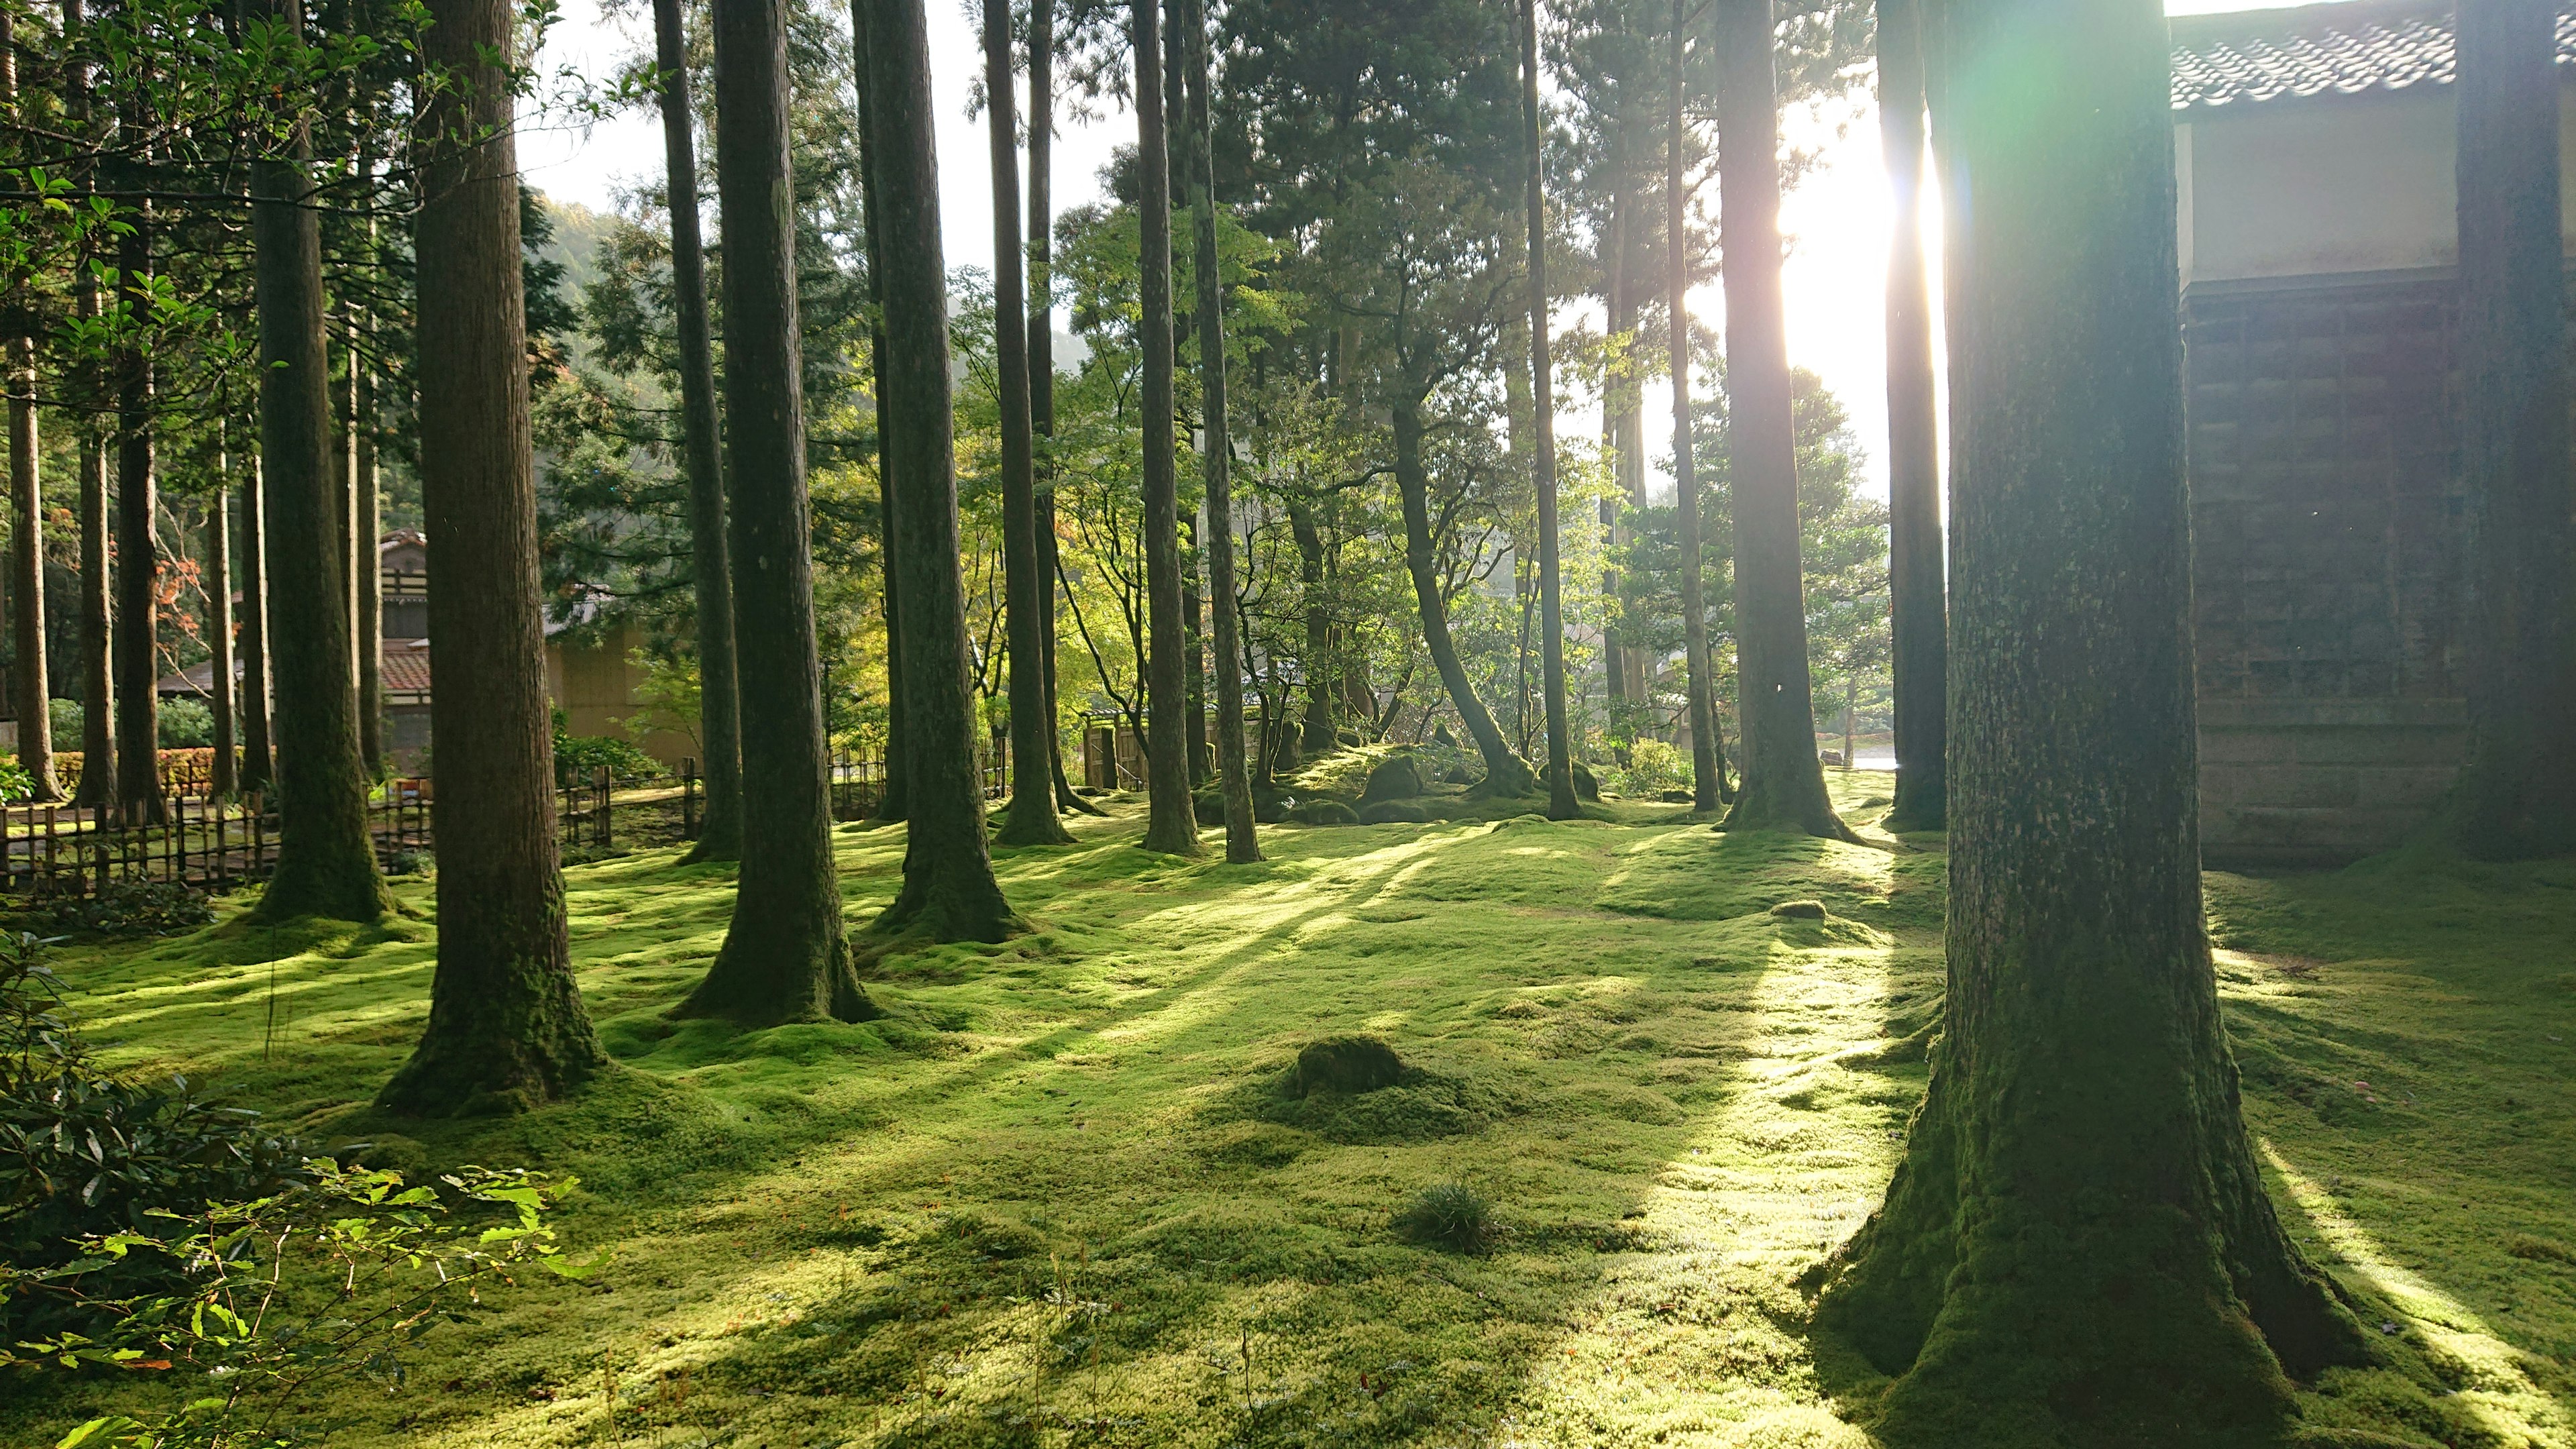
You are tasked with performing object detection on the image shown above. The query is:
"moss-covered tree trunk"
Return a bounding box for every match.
[1132,0,1203,856]
[238,453,274,795]
[1813,2,2369,1440]
[986,0,1073,850]
[849,0,909,828]
[1394,396,1534,797]
[112,176,162,824]
[251,122,389,924]
[858,0,1026,942]
[382,0,607,1112]
[206,485,235,798]
[354,300,383,780]
[2447,0,2576,859]
[655,0,745,865]
[1713,0,1847,841]
[1175,0,1258,861]
[1289,499,1336,755]
[1878,0,1945,835]
[9,336,59,802]
[1522,0,1578,822]
[680,0,881,1019]
[1665,0,1727,814]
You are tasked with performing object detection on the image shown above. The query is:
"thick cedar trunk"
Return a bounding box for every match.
[2449,0,2576,857]
[1176,0,1257,861]
[682,0,881,1017]
[1713,0,1848,839]
[1667,0,1726,813]
[1878,0,1946,833]
[1521,0,1577,822]
[859,0,1024,940]
[355,309,383,777]
[1132,0,1201,855]
[9,337,58,801]
[239,453,273,793]
[112,186,160,822]
[207,478,235,798]
[63,0,109,812]
[252,138,389,923]
[656,0,746,863]
[987,0,1072,848]
[382,0,606,1112]
[849,0,908,826]
[1027,2,1097,818]
[1813,1,2367,1439]
[1394,396,1534,796]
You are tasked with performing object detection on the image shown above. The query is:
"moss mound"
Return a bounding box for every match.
[1358,800,1430,825]
[1291,1034,1405,1095]
[1287,799,1360,826]
[1359,754,1428,804]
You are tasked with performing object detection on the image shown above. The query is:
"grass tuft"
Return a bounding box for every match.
[1394,1180,1501,1254]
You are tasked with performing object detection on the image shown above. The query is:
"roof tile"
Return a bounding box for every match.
[2171,0,2576,111]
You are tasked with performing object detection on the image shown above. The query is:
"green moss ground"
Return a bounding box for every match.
[8,773,2571,1448]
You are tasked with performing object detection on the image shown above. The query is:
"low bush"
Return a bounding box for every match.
[25,881,217,939]
[553,719,659,787]
[156,698,215,749]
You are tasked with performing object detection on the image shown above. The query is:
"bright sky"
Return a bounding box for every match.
[515,0,2317,502]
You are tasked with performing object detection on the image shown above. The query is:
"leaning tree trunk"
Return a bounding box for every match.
[1522,0,1578,822]
[9,337,58,801]
[251,125,390,924]
[986,0,1073,849]
[1176,0,1257,861]
[680,0,882,1019]
[1878,0,1946,834]
[239,452,274,794]
[849,0,909,827]
[1713,0,1848,840]
[655,0,745,863]
[1812,1,2370,1440]
[1132,0,1203,855]
[112,180,163,825]
[1393,394,1535,796]
[857,0,1026,941]
[207,472,235,798]
[2448,0,2576,858]
[382,0,607,1114]
[1666,0,1727,814]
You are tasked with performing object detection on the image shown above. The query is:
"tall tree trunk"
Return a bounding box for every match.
[1814,1,2369,1438]
[1289,498,1334,753]
[1394,394,1534,796]
[1878,0,1945,833]
[1522,0,1578,821]
[382,0,607,1113]
[112,173,162,824]
[238,451,273,794]
[2448,0,2576,857]
[849,0,908,827]
[62,0,109,812]
[682,0,883,1017]
[1667,0,1726,813]
[251,118,389,920]
[207,462,235,798]
[1132,0,1202,855]
[1599,158,1629,725]
[1027,0,1097,818]
[1175,0,1257,860]
[857,0,1024,940]
[987,0,1073,848]
[9,337,58,801]
[1713,0,1848,839]
[1183,517,1210,782]
[656,0,746,863]
[354,282,383,779]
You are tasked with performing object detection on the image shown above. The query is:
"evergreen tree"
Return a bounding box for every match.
[1523,0,1578,822]
[1877,0,1943,833]
[1132,0,1203,855]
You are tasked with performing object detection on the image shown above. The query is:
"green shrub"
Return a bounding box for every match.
[1612,739,1686,798]
[156,697,214,749]
[0,754,31,804]
[47,698,80,745]
[28,880,217,939]
[1395,1181,1500,1254]
[553,716,659,786]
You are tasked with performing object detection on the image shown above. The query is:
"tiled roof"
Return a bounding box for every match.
[156,639,433,699]
[2171,0,2576,111]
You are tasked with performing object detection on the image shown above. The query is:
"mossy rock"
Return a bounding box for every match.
[1358,800,1430,825]
[1541,759,1601,802]
[1287,799,1360,826]
[1193,790,1226,825]
[1359,754,1428,804]
[1292,1034,1405,1095]
[1658,789,1695,804]
[1254,795,1293,824]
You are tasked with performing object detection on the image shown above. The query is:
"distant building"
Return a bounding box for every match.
[2170,0,2573,865]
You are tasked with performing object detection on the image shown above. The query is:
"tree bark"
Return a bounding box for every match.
[681,0,883,1018]
[1813,1,2369,1438]
[9,337,58,801]
[1713,0,1848,839]
[1176,0,1258,860]
[239,452,273,794]
[62,0,109,813]
[1878,0,1945,834]
[382,0,607,1112]
[2447,0,2576,857]
[857,0,1025,941]
[251,125,389,922]
[1599,158,1630,725]
[112,156,160,822]
[849,0,909,827]
[1668,0,1726,814]
[1523,0,1578,821]
[1132,0,1203,855]
[1394,395,1534,796]
[987,0,1073,848]
[655,0,746,863]
[1026,0,1097,818]
[207,468,235,798]
[354,302,383,778]
[1288,498,1335,753]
